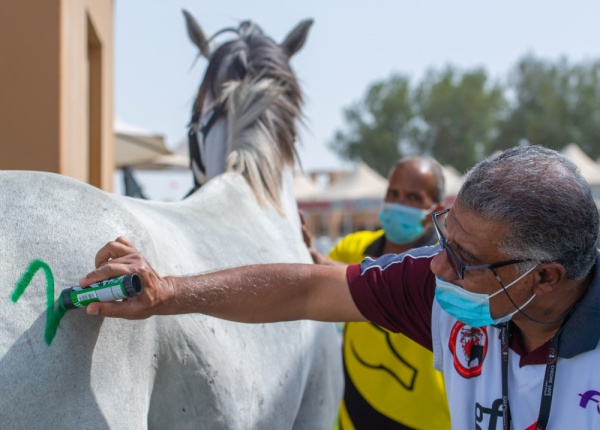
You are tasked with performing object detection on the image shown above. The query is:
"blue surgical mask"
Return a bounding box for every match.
[434,265,537,327]
[378,203,433,245]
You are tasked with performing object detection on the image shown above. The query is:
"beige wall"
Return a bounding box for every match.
[0,0,114,190]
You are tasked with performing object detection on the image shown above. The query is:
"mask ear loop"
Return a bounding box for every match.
[491,265,551,323]
[490,264,536,299]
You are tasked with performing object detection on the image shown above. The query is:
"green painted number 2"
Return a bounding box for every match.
[10,259,67,346]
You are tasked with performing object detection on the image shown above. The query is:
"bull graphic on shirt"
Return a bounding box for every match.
[465,337,486,366]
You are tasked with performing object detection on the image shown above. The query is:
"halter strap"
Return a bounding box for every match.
[185,100,226,196]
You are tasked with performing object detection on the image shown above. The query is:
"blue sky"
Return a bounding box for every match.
[115,0,600,171]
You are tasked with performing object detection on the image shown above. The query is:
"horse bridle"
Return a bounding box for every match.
[185,26,249,196]
[186,99,226,196]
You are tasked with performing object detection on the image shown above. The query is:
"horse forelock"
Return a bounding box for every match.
[237,21,265,39]
[219,78,300,213]
[197,24,303,121]
[192,22,304,212]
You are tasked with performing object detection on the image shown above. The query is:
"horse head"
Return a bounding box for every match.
[183,10,313,217]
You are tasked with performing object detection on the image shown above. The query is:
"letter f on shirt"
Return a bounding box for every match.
[579,390,600,413]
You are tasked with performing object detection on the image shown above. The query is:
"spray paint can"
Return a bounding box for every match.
[59,274,142,310]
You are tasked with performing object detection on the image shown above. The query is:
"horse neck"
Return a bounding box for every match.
[187,160,301,237]
[279,165,301,234]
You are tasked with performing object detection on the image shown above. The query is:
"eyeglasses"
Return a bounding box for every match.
[432,208,532,280]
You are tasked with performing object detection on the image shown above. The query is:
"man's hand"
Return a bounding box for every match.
[300,209,328,264]
[80,237,174,319]
[299,210,315,254]
[299,210,345,266]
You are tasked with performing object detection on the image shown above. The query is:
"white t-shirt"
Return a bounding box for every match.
[432,301,600,429]
[348,248,600,429]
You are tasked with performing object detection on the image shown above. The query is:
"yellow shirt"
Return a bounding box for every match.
[329,230,450,430]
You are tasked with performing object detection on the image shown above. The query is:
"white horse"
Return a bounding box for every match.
[0,11,342,429]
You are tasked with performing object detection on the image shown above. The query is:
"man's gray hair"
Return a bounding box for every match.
[456,145,599,280]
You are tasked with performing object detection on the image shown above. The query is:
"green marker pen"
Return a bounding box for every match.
[59,274,142,310]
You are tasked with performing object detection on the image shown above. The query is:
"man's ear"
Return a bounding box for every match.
[533,262,566,296]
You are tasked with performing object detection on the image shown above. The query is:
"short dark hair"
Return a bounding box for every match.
[394,157,446,204]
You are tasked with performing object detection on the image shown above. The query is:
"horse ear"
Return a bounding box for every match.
[280,19,314,58]
[182,9,212,58]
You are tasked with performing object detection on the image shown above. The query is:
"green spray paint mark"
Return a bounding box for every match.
[10,259,67,346]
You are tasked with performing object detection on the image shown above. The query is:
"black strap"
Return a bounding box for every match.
[199,102,224,138]
[187,98,206,192]
[186,101,226,195]
[500,322,562,430]
[535,331,560,429]
[187,126,205,190]
[500,323,511,429]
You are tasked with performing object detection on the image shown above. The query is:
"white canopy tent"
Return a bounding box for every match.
[296,161,463,203]
[127,139,190,171]
[113,120,192,200]
[309,162,388,202]
[441,164,464,198]
[560,143,600,186]
[293,170,324,201]
[114,118,172,167]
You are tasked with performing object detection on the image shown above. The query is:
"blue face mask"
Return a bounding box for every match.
[434,265,537,328]
[378,203,433,245]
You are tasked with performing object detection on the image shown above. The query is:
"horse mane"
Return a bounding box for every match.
[192,21,304,212]
[220,78,301,209]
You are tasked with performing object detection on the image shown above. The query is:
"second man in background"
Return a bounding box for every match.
[304,156,451,429]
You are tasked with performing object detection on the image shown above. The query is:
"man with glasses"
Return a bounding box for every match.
[83,145,600,429]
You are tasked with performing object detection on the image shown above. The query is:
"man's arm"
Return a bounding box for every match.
[81,237,366,324]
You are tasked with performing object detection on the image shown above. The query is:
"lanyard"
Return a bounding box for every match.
[500,322,561,430]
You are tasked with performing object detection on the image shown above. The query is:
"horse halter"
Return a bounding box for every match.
[185,27,247,195]
[186,100,225,195]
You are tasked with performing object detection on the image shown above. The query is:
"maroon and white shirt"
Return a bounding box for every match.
[347,245,600,429]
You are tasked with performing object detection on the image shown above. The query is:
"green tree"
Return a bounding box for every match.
[492,55,600,158]
[329,67,506,174]
[414,67,506,172]
[328,74,414,176]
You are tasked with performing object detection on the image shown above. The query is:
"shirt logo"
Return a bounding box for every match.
[579,390,600,414]
[449,322,487,378]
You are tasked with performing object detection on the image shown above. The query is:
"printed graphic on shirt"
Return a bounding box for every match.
[579,390,600,413]
[449,322,488,378]
[343,322,450,428]
[475,398,503,430]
